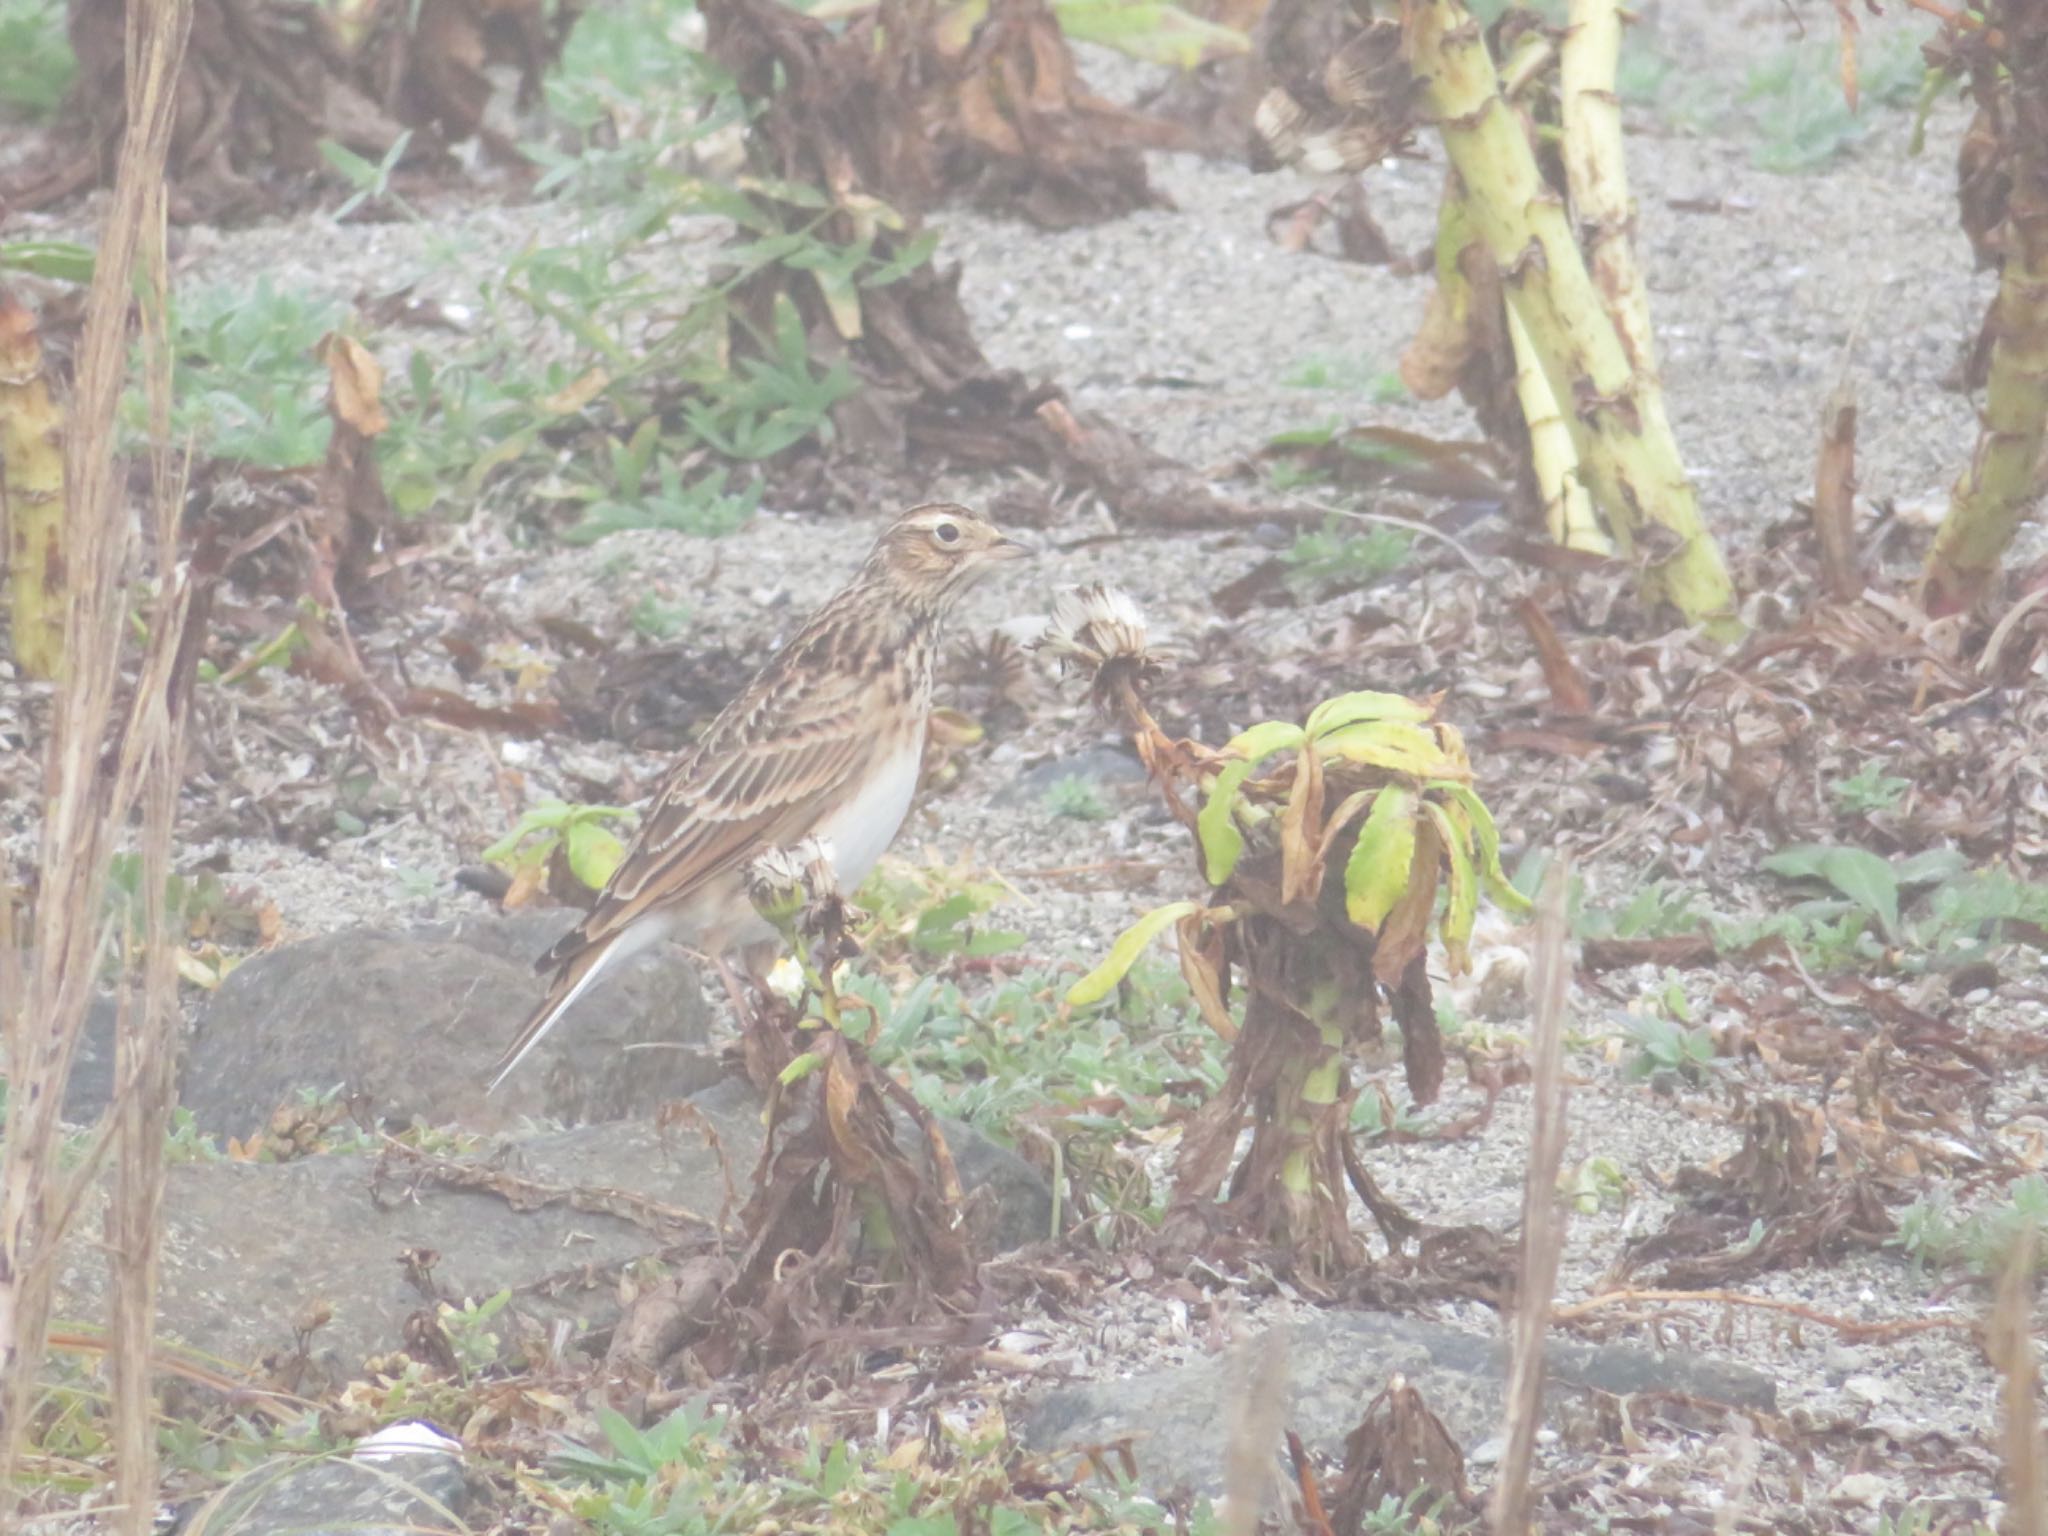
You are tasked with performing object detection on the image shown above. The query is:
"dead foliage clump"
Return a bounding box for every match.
[1040,585,1530,1281]
[703,0,1260,524]
[10,0,562,220]
[714,840,976,1370]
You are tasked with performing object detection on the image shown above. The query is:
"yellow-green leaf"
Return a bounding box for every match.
[1222,719,1305,764]
[1305,690,1435,738]
[1067,900,1201,1006]
[778,1050,824,1086]
[1320,721,1466,779]
[1425,801,1477,973]
[1433,782,1530,913]
[1051,0,1248,69]
[1345,787,1416,932]
[1198,761,1255,884]
[565,819,626,891]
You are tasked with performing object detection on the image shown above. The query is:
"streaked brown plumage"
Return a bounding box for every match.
[486,503,1027,1091]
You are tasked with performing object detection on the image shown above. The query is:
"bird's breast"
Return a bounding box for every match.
[815,729,926,895]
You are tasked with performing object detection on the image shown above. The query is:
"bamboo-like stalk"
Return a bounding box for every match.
[1507,299,1607,552]
[1405,0,1738,633]
[0,288,66,679]
[1559,0,1657,376]
[1925,3,2048,614]
[0,0,196,1513]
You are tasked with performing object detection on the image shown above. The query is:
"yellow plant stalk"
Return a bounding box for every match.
[1560,0,1657,375]
[1508,298,1607,552]
[0,289,66,679]
[1405,0,1737,633]
[1925,7,2048,612]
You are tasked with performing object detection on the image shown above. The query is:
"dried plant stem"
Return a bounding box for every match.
[1552,1287,1972,1340]
[1404,0,1737,633]
[1506,300,1606,553]
[0,289,67,678]
[1486,859,1571,1535]
[1925,2,2048,614]
[0,0,195,1513]
[1990,1223,2045,1536]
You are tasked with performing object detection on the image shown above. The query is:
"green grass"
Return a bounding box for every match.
[159,281,347,470]
[1741,28,1930,173]
[0,0,74,120]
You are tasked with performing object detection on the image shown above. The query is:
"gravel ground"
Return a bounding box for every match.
[6,0,2046,1525]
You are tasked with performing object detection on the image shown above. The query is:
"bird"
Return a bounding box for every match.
[485,503,1029,1092]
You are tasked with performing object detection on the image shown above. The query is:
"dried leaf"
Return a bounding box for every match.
[319,332,389,437]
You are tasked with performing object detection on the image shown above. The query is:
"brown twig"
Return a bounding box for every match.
[1487,860,1571,1536]
[1551,1288,1973,1341]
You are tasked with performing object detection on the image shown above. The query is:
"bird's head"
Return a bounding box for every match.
[866,503,1031,612]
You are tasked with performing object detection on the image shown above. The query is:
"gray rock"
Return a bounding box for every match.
[63,994,122,1124]
[178,1449,469,1536]
[997,744,1150,807]
[1018,1310,1777,1499]
[60,1077,1052,1376]
[177,910,722,1136]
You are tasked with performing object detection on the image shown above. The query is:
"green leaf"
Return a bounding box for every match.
[1067,900,1201,1007]
[1820,846,1900,939]
[0,240,94,284]
[1305,690,1435,737]
[1198,761,1255,885]
[1762,843,1901,939]
[1895,847,1969,889]
[778,1050,824,1085]
[564,818,626,891]
[1222,719,1306,764]
[1434,782,1531,914]
[1051,0,1248,69]
[1759,843,1833,882]
[1318,720,1461,778]
[1426,802,1477,969]
[1345,787,1416,932]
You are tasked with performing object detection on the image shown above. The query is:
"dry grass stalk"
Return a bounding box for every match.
[0,0,197,1514]
[1990,1221,2045,1536]
[0,287,68,679]
[1220,1330,1289,1536]
[1812,378,1861,603]
[1485,858,1572,1535]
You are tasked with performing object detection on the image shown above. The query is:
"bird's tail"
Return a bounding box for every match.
[484,940,611,1094]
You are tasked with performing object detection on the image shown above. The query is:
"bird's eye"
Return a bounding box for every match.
[933,521,961,545]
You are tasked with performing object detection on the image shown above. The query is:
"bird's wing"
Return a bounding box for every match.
[538,659,886,972]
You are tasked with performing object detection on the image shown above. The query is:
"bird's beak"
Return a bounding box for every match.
[989,534,1034,561]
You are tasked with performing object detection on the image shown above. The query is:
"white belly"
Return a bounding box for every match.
[813,735,925,896]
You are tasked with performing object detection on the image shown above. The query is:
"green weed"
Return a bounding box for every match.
[1043,774,1114,822]
[1832,758,1910,817]
[1743,29,1929,173]
[162,282,347,469]
[0,0,74,119]
[1281,517,1412,591]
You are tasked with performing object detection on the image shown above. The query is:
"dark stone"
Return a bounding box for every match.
[177,910,722,1136]
[1018,1310,1778,1499]
[998,744,1150,807]
[60,1077,1054,1376]
[175,1449,469,1536]
[63,994,122,1124]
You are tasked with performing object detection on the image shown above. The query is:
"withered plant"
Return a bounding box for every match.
[723,839,973,1356]
[1252,1,1738,632]
[1918,1,2048,614]
[1043,587,1531,1276]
